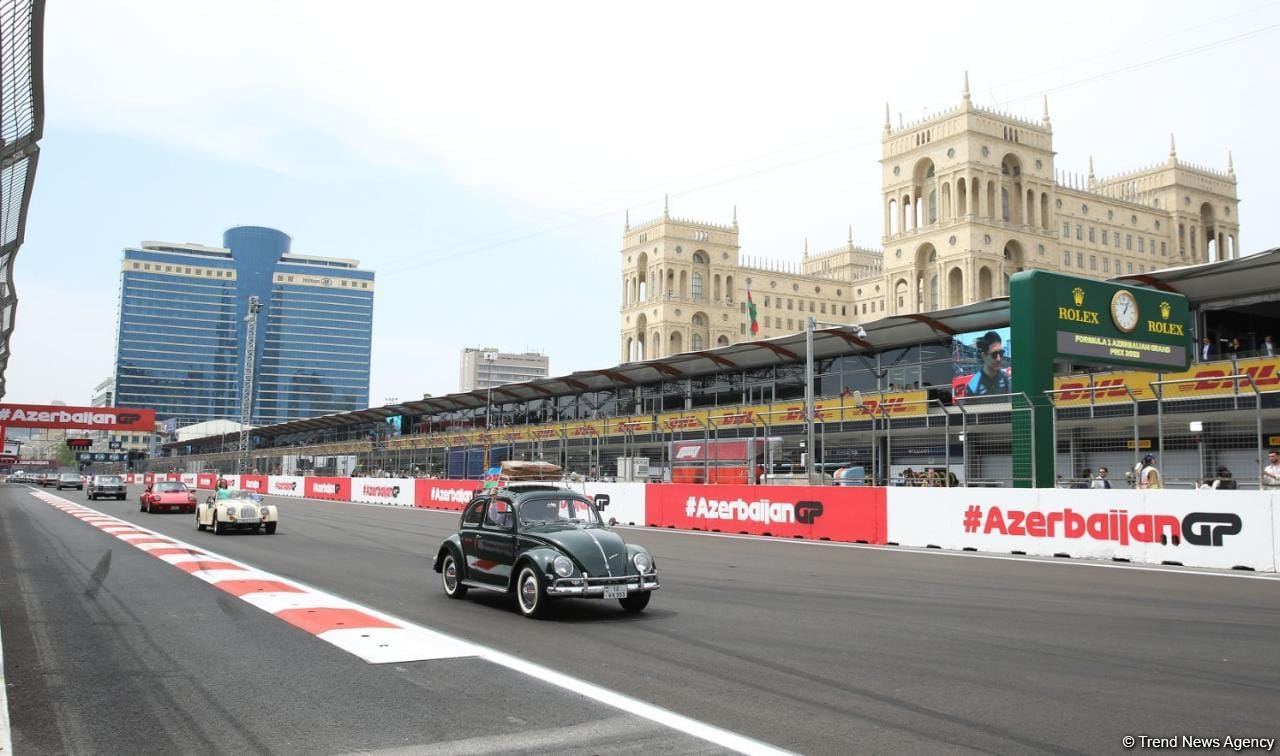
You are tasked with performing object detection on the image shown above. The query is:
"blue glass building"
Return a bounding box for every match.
[114,226,374,426]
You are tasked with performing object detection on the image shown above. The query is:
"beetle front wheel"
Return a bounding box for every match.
[619,590,651,614]
[516,566,548,619]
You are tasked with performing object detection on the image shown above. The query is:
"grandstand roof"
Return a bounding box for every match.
[167,297,1011,445]
[1115,247,1280,310]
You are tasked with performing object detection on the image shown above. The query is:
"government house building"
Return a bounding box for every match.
[620,75,1240,362]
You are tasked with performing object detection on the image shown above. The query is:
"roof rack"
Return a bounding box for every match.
[485,460,564,490]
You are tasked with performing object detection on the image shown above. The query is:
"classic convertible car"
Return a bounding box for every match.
[433,466,658,618]
[197,489,278,535]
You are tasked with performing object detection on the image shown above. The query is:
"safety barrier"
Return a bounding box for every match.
[124,474,1278,572]
[886,487,1278,572]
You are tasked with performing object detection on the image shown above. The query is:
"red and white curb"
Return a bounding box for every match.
[31,490,791,755]
[31,490,478,665]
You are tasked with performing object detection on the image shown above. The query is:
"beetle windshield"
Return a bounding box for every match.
[517,496,601,527]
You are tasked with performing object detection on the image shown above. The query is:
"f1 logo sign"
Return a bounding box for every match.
[674,445,702,460]
[1181,512,1242,546]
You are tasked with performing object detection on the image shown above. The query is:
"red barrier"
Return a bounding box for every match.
[645,484,887,543]
[239,474,268,493]
[305,476,351,502]
[165,473,181,482]
[197,473,217,490]
[414,479,480,511]
[143,473,155,487]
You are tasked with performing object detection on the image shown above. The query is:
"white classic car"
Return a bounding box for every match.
[196,489,278,535]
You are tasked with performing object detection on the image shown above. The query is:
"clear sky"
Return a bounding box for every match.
[8,0,1280,408]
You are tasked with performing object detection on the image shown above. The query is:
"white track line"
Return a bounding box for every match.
[0,594,11,756]
[33,490,792,755]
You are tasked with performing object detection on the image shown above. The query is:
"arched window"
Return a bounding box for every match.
[928,190,937,224]
[1001,188,1010,221]
[692,333,703,350]
[692,272,703,299]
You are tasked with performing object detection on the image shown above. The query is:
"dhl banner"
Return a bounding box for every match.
[1053,356,1280,406]
[418,390,927,449]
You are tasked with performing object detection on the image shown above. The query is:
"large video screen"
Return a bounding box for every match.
[952,326,1013,399]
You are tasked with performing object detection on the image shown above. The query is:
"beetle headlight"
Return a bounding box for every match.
[553,555,574,577]
[633,552,652,574]
[260,507,270,518]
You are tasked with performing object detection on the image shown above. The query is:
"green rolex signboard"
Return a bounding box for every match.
[1009,271,1190,488]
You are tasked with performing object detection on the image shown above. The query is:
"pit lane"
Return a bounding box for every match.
[5,482,1279,754]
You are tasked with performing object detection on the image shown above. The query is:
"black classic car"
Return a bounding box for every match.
[433,480,659,618]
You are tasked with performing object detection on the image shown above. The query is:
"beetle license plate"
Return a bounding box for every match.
[603,585,627,599]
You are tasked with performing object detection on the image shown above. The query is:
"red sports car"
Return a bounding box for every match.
[141,481,197,514]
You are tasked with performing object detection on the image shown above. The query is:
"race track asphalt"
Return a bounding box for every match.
[3,482,1279,755]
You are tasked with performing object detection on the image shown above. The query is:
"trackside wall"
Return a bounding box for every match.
[130,474,1277,571]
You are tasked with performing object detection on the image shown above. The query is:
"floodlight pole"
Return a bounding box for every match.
[805,317,859,485]
[238,296,261,473]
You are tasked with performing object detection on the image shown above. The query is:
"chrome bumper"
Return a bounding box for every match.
[546,576,660,597]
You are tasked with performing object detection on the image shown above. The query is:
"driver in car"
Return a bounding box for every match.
[488,499,513,529]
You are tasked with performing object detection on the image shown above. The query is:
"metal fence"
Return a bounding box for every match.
[147,393,1050,488]
[1047,375,1273,490]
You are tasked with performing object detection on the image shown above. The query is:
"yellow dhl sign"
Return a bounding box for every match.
[419,390,927,448]
[1053,356,1280,406]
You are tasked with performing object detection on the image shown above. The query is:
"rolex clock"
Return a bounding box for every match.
[1110,290,1140,333]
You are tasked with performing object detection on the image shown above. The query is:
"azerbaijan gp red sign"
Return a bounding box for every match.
[0,403,156,431]
[645,484,886,543]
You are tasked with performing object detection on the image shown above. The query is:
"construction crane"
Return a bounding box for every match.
[238,296,261,472]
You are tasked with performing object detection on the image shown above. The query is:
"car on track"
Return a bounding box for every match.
[37,473,57,487]
[432,463,658,618]
[56,473,84,490]
[139,480,194,512]
[196,489,278,534]
[87,475,127,500]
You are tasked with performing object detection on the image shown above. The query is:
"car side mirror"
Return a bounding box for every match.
[594,494,610,510]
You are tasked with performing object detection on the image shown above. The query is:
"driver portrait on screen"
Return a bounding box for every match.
[966,331,1011,396]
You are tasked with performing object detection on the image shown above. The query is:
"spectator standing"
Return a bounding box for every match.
[1074,468,1092,489]
[1213,466,1236,490]
[1228,337,1242,359]
[1264,335,1276,357]
[1263,451,1280,490]
[1136,455,1162,489]
[1090,467,1112,489]
[1199,336,1214,362]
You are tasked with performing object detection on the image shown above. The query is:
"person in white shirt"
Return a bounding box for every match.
[1090,467,1112,489]
[1264,335,1275,357]
[1263,451,1280,490]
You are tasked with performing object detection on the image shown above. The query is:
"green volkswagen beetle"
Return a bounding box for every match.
[433,484,659,618]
